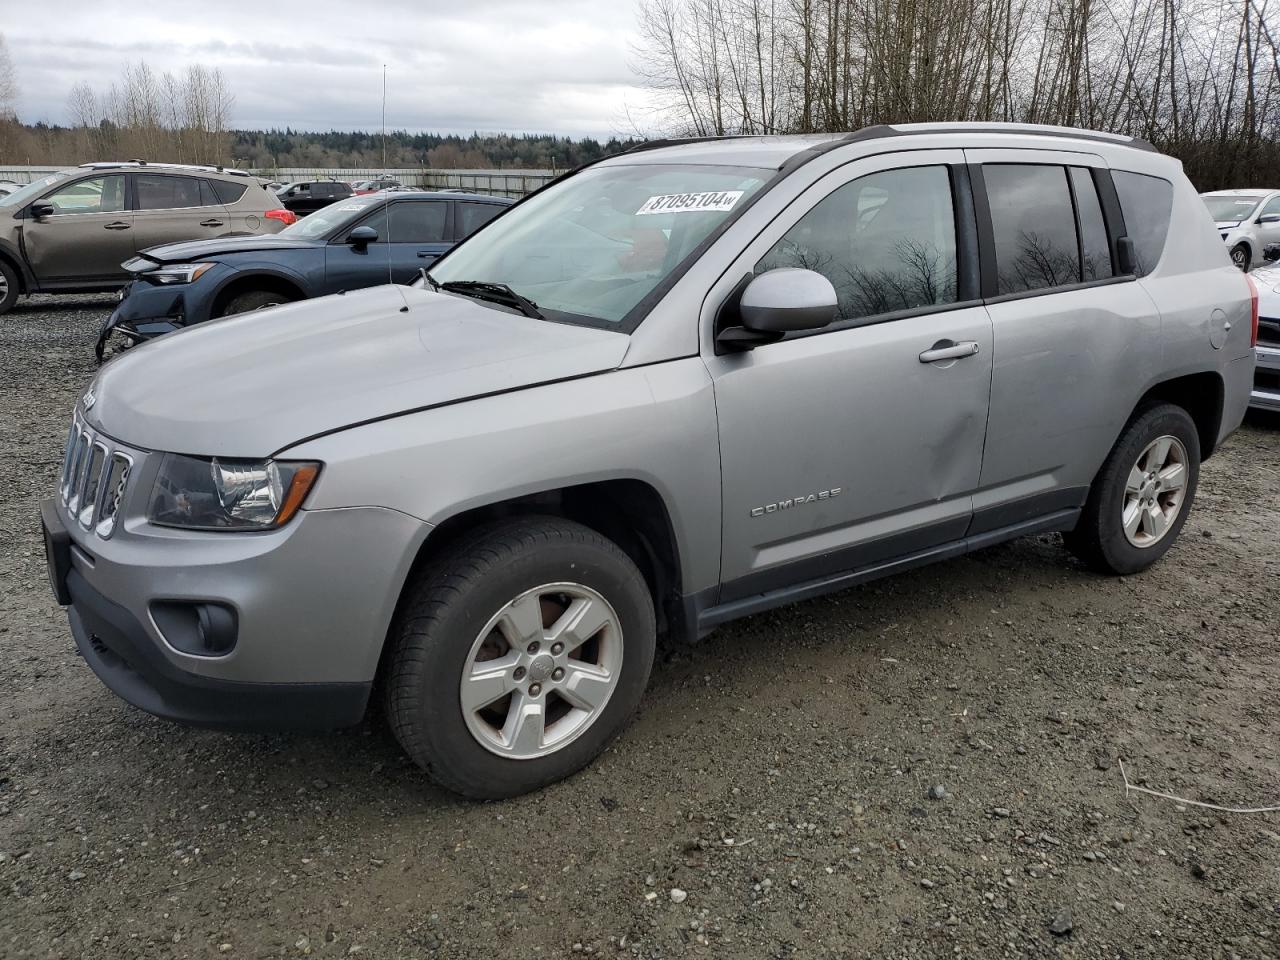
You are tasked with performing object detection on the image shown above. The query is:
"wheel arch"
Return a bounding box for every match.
[209,271,308,318]
[1131,371,1225,460]
[0,240,32,294]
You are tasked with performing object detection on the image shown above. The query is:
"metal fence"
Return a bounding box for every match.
[0,165,557,197]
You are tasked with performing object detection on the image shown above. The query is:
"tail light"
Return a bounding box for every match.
[265,208,297,226]
[1246,273,1259,347]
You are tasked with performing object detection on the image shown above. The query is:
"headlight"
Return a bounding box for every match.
[135,262,216,285]
[149,455,321,530]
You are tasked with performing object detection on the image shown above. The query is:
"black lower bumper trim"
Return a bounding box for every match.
[67,568,370,732]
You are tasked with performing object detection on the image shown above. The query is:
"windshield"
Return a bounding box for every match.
[424,163,771,329]
[1203,195,1262,221]
[281,196,386,239]
[0,170,75,208]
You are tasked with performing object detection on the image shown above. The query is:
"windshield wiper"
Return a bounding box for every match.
[438,280,544,320]
[420,268,441,291]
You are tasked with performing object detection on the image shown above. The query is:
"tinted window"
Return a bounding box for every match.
[756,165,958,324]
[210,179,247,205]
[458,201,504,236]
[1069,167,1114,281]
[984,165,1080,294]
[136,175,205,210]
[1261,196,1280,217]
[43,175,125,214]
[1112,171,1173,276]
[389,201,446,242]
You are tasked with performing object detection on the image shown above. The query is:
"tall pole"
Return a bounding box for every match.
[381,64,388,174]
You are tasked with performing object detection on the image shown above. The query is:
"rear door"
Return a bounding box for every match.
[130,173,229,252]
[21,174,132,283]
[965,150,1163,529]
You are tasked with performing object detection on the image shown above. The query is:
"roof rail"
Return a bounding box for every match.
[77,160,253,176]
[865,122,1157,153]
[623,135,750,155]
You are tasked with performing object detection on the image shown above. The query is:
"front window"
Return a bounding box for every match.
[1203,195,1261,221]
[0,171,74,208]
[43,175,126,215]
[280,196,385,239]
[426,163,771,328]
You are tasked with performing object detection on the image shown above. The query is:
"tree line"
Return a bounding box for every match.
[634,0,1280,189]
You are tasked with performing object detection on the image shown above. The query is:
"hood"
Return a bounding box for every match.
[1254,265,1280,316]
[86,286,629,456]
[138,234,322,263]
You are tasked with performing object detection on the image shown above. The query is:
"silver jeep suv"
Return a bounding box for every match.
[42,124,1256,799]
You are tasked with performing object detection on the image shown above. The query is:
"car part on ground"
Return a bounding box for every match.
[46,123,1255,798]
[0,162,294,314]
[93,192,512,359]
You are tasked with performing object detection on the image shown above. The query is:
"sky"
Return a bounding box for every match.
[3,0,660,139]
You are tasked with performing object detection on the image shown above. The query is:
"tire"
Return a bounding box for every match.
[1230,243,1250,272]
[218,289,292,317]
[385,517,656,799]
[1065,403,1201,576]
[0,258,19,315]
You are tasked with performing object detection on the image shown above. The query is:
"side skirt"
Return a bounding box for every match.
[691,508,1080,637]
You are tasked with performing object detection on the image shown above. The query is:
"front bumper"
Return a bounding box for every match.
[43,485,430,731]
[1253,343,1280,411]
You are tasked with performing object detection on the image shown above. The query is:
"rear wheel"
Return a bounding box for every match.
[0,259,19,315]
[1230,243,1251,271]
[1065,403,1200,575]
[384,517,655,799]
[218,289,292,317]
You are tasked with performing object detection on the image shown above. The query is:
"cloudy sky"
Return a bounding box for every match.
[4,0,660,138]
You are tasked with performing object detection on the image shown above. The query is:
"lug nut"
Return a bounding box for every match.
[529,683,542,697]
[527,641,541,654]
[513,666,526,681]
[551,642,564,655]
[552,667,565,681]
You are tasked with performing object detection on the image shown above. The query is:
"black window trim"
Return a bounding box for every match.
[1066,164,1117,281]
[969,161,1138,306]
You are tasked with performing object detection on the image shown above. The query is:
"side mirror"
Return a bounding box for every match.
[347,225,378,248]
[717,268,838,351]
[1264,243,1280,263]
[30,201,54,220]
[1258,214,1280,225]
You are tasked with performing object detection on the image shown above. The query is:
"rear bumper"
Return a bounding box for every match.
[68,567,370,731]
[1252,344,1280,411]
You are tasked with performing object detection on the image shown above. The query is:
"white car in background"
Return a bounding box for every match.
[1201,189,1280,270]
[1251,248,1280,411]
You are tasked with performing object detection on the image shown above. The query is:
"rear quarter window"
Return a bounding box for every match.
[210,179,248,205]
[1112,171,1173,276]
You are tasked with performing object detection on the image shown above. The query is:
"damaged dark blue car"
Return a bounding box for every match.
[96,191,511,359]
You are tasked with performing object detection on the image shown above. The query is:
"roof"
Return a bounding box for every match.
[605,122,1157,169]
[80,161,253,178]
[1201,189,1274,197]
[363,190,511,203]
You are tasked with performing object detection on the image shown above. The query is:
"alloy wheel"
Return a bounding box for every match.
[460,582,623,759]
[1231,246,1249,271]
[1122,435,1189,547]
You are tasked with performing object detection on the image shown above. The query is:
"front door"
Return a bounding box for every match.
[324,199,451,291]
[130,173,230,252]
[704,151,993,601]
[22,174,132,283]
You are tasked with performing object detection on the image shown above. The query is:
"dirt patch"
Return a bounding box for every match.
[2,296,1279,959]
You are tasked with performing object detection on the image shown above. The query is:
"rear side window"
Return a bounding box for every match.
[1068,167,1114,281]
[1112,171,1173,276]
[135,175,206,210]
[209,179,247,205]
[983,164,1080,294]
[756,165,958,325]
[457,201,504,236]
[391,201,447,242]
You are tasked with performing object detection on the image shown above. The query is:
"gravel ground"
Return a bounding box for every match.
[2,294,1279,960]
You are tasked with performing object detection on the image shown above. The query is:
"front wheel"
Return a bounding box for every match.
[218,289,292,317]
[384,517,656,799]
[0,258,19,315]
[1230,243,1251,272]
[1065,403,1200,575]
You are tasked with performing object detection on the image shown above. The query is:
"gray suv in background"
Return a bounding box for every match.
[0,162,294,314]
[42,124,1255,799]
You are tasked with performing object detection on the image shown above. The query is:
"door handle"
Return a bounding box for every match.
[103,221,131,231]
[919,340,980,363]
[200,219,225,227]
[417,251,436,259]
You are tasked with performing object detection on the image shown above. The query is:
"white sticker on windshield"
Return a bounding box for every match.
[334,203,367,212]
[636,191,744,216]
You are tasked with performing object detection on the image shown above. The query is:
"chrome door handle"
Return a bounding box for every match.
[919,340,980,363]
[103,221,131,231]
[200,219,225,227]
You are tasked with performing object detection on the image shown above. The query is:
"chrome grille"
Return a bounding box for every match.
[58,415,134,539]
